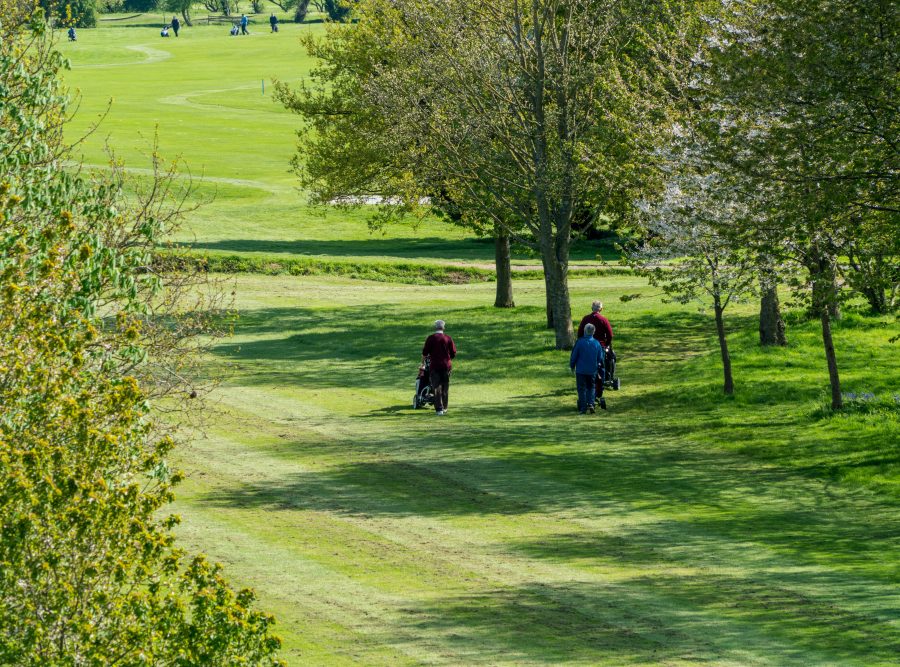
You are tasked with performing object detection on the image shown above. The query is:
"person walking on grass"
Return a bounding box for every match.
[570,323,604,414]
[578,300,613,409]
[171,15,180,36]
[422,320,456,416]
[269,13,278,32]
[240,13,249,35]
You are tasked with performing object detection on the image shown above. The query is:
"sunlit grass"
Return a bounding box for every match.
[169,273,898,664]
[62,9,899,665]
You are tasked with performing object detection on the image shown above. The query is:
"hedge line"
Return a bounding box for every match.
[152,252,632,285]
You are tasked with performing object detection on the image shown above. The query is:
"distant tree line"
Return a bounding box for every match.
[85,0,358,24]
[280,0,897,409]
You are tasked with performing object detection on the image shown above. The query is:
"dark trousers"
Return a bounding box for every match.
[576,373,597,412]
[430,368,451,412]
[241,24,249,34]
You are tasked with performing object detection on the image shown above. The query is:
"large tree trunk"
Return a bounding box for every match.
[713,294,734,395]
[181,8,192,26]
[828,273,842,321]
[759,282,787,346]
[861,285,889,314]
[539,240,575,349]
[493,232,515,308]
[544,276,554,329]
[294,0,311,22]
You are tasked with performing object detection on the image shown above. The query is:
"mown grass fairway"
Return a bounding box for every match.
[65,14,899,666]
[163,272,898,665]
[60,12,612,268]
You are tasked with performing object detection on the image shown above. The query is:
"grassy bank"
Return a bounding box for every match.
[170,273,899,665]
[154,250,633,284]
[61,15,617,268]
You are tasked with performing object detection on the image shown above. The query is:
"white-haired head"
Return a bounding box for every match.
[434,320,445,331]
[584,323,596,336]
[592,300,603,313]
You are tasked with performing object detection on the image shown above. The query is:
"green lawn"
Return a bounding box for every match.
[62,12,899,665]
[60,11,610,267]
[169,273,898,665]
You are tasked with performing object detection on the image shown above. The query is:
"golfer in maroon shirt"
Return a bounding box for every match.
[422,320,457,415]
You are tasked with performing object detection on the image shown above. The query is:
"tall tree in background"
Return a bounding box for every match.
[323,0,353,21]
[280,0,701,348]
[163,0,194,25]
[699,0,899,409]
[40,0,97,27]
[758,263,788,347]
[630,172,758,395]
[0,14,282,664]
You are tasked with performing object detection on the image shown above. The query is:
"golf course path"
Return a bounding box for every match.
[75,44,172,69]
[76,162,288,195]
[159,84,285,117]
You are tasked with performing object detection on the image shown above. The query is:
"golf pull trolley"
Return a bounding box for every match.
[602,346,621,391]
[413,358,435,409]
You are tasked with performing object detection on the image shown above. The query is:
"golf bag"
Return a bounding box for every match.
[413,358,435,409]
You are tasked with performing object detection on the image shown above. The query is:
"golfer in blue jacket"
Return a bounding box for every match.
[569,323,605,414]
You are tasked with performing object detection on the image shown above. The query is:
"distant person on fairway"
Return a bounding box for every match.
[67,26,76,41]
[171,15,180,36]
[578,300,613,409]
[570,323,603,414]
[269,13,278,32]
[422,320,457,416]
[240,14,249,35]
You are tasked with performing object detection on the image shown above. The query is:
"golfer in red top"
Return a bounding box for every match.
[422,319,457,415]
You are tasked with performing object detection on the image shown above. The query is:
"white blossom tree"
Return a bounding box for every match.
[629,169,758,395]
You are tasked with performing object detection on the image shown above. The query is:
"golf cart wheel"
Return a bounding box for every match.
[613,378,620,391]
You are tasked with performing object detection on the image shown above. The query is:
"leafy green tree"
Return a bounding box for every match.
[279,0,702,348]
[0,15,282,664]
[322,0,352,21]
[629,171,758,395]
[162,0,193,24]
[695,0,899,408]
[40,0,97,27]
[757,260,788,347]
[270,0,312,22]
[123,0,159,12]
[842,212,898,314]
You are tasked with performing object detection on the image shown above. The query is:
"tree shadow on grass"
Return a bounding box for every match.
[509,511,900,586]
[187,237,619,262]
[392,582,719,665]
[210,301,899,499]
[211,305,725,391]
[189,237,497,262]
[211,304,567,389]
[390,572,899,665]
[201,409,900,527]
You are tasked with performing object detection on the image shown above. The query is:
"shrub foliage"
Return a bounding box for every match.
[0,14,283,665]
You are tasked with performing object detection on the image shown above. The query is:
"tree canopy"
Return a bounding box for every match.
[280,0,705,348]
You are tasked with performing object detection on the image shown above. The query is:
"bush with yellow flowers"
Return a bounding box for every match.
[0,13,283,665]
